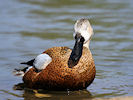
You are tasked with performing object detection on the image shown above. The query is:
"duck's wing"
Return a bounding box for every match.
[20,53,52,71]
[14,51,52,77]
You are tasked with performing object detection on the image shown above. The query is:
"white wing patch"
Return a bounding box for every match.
[26,66,33,73]
[34,53,52,70]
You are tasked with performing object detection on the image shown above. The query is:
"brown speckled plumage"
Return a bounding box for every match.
[20,18,96,90]
[23,46,96,90]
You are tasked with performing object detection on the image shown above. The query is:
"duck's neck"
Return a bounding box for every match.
[83,40,90,49]
[68,36,84,68]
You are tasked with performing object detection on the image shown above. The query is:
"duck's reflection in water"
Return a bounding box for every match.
[13,83,92,100]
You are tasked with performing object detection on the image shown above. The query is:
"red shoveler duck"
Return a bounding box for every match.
[13,18,96,90]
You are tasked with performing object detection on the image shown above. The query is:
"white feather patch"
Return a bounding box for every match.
[26,66,33,73]
[74,19,93,43]
[34,53,52,70]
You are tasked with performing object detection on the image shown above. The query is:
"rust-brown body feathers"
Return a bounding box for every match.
[23,46,96,90]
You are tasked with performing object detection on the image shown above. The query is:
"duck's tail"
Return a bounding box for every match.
[13,66,32,77]
[20,59,35,66]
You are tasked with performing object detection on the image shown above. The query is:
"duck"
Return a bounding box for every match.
[13,18,96,90]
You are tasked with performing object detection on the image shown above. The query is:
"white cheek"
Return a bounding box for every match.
[34,54,52,70]
[80,31,90,42]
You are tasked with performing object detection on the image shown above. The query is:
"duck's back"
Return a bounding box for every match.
[23,47,96,90]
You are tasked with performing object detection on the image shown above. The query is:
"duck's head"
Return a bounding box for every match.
[68,18,93,67]
[73,18,93,48]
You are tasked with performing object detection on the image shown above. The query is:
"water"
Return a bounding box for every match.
[0,0,133,99]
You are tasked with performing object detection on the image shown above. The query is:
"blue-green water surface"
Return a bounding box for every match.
[0,0,133,99]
